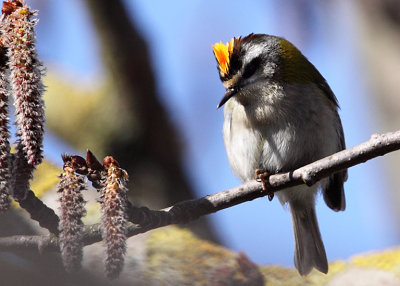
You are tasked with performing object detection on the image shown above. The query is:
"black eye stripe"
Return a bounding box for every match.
[242,56,261,79]
[229,54,242,75]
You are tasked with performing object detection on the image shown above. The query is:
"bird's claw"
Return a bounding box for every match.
[254,169,274,201]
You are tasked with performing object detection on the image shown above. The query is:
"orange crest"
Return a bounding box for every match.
[212,38,235,77]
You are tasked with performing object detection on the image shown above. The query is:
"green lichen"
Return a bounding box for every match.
[142,226,400,285]
[43,74,128,156]
[351,247,400,277]
[144,226,262,285]
[30,160,60,198]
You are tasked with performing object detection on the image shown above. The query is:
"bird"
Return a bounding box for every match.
[212,33,347,275]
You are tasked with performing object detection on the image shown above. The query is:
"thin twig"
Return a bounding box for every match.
[3,130,400,253]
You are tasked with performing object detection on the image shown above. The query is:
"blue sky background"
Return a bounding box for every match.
[31,0,398,267]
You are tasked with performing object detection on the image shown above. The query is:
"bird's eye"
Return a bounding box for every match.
[242,56,261,79]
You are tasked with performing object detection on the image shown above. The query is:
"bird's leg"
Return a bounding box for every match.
[254,169,274,201]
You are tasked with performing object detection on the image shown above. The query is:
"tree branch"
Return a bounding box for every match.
[18,190,60,235]
[0,234,58,253]
[3,130,400,253]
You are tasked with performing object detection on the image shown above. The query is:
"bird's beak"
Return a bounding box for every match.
[217,87,237,109]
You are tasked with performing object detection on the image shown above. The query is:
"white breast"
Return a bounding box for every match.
[223,100,262,181]
[222,83,340,187]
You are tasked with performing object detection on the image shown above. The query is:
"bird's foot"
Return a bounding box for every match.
[254,169,274,201]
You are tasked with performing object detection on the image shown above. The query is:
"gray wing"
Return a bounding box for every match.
[322,111,347,211]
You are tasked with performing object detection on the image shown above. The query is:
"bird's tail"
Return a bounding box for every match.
[290,202,328,275]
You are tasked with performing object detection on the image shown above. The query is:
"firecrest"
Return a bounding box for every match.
[212,33,347,275]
